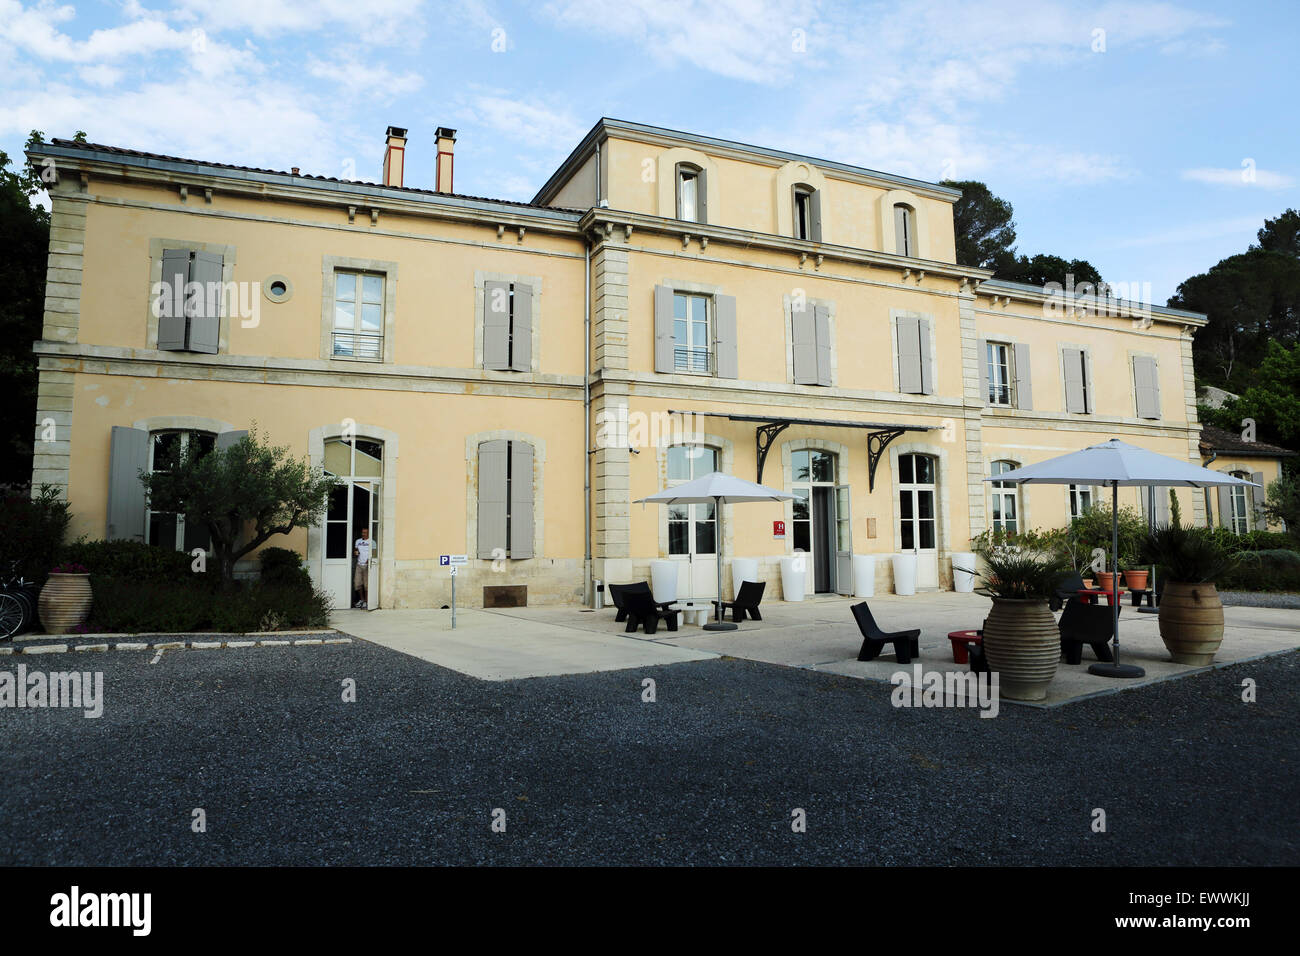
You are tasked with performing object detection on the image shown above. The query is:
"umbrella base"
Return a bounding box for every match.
[703,621,738,631]
[1137,606,1158,614]
[1088,661,1146,678]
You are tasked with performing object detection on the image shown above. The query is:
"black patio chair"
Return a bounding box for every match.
[1058,598,1117,665]
[623,590,678,636]
[711,580,767,623]
[1049,571,1086,612]
[851,602,921,664]
[967,617,990,674]
[608,581,655,622]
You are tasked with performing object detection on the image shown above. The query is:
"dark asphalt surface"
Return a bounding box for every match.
[2,637,1297,866]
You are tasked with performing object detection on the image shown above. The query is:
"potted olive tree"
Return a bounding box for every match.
[973,537,1071,701]
[1142,525,1239,666]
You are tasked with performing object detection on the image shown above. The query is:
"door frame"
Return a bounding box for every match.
[781,438,850,595]
[307,423,399,609]
[888,442,950,590]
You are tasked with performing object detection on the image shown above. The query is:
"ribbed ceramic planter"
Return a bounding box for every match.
[1158,581,1224,666]
[981,596,1060,701]
[38,573,92,634]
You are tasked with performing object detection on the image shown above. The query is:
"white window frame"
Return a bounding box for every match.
[666,445,720,557]
[1069,484,1093,520]
[331,269,386,362]
[793,185,813,240]
[1229,474,1251,535]
[146,429,216,552]
[673,291,713,375]
[320,255,397,363]
[986,341,1015,406]
[677,167,700,223]
[989,460,1020,535]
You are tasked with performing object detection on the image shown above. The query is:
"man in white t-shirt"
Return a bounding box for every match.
[353,527,372,609]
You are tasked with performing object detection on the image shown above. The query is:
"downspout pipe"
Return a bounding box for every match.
[584,237,593,607]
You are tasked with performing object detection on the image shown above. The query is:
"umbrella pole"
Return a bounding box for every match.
[703,494,737,631]
[1088,481,1145,679]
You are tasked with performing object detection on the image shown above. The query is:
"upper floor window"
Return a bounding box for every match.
[156,248,224,354]
[483,280,534,372]
[793,185,821,242]
[673,293,712,373]
[990,460,1020,535]
[893,203,916,257]
[333,271,384,361]
[987,342,1014,405]
[676,163,705,223]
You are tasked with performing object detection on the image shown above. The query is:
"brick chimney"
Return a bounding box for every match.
[435,127,456,193]
[382,126,407,187]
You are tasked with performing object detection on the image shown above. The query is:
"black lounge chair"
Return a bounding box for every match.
[1049,571,1086,612]
[711,580,766,623]
[851,602,921,664]
[608,581,672,622]
[623,590,678,635]
[967,617,990,674]
[1058,598,1117,664]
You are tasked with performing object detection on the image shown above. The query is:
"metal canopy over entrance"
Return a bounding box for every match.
[670,411,933,490]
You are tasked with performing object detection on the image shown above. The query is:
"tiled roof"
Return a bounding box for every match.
[44,139,583,214]
[1198,424,1296,457]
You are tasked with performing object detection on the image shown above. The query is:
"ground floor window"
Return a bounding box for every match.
[667,445,718,556]
[147,429,215,551]
[1228,474,1251,535]
[898,453,936,550]
[1069,484,1093,520]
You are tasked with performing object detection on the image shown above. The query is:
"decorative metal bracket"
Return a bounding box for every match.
[755,422,792,484]
[866,428,908,492]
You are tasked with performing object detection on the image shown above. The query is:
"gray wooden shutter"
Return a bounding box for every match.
[107,425,150,541]
[809,190,822,242]
[477,440,509,559]
[1014,342,1033,409]
[187,250,223,354]
[791,302,816,384]
[1134,356,1160,419]
[696,168,708,224]
[897,314,922,393]
[1252,471,1267,530]
[1156,486,1171,525]
[894,205,907,255]
[1217,484,1231,528]
[1082,350,1094,412]
[510,283,532,372]
[1063,348,1085,412]
[158,249,190,351]
[715,294,738,379]
[483,280,511,370]
[654,285,676,373]
[814,304,832,386]
[215,430,248,452]
[509,441,535,559]
[917,317,935,394]
[978,338,990,404]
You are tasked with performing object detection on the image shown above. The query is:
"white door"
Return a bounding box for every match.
[791,449,840,594]
[666,445,719,603]
[898,454,940,589]
[321,438,383,610]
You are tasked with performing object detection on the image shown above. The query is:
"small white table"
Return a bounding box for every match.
[678,603,712,626]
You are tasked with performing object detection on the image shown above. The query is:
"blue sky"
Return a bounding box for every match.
[2,0,1296,303]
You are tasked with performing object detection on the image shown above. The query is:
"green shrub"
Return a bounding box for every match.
[61,539,193,581]
[1142,525,1241,583]
[1218,549,1300,592]
[0,485,71,583]
[82,577,331,633]
[258,546,311,592]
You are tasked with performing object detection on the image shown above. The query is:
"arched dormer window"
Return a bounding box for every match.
[676,163,705,223]
[893,203,917,257]
[792,184,821,241]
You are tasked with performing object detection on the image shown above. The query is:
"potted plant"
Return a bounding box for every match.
[38,562,93,634]
[973,539,1071,701]
[1141,525,1239,665]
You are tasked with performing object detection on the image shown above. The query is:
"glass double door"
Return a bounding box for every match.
[898,453,939,589]
[321,438,382,610]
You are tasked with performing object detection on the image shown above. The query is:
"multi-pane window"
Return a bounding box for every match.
[1069,484,1093,519]
[986,342,1014,405]
[147,430,215,552]
[1229,473,1251,535]
[990,460,1019,534]
[790,449,836,555]
[673,293,712,373]
[898,453,936,550]
[677,167,700,223]
[667,445,718,556]
[333,271,384,360]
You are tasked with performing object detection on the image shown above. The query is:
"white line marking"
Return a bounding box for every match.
[150,649,164,665]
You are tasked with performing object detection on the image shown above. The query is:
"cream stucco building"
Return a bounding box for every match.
[26,118,1287,609]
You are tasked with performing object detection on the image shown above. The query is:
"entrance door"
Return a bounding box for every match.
[792,449,841,594]
[834,484,853,595]
[898,453,939,589]
[666,445,719,602]
[321,438,383,610]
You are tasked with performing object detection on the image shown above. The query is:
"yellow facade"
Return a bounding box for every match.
[29,118,1279,610]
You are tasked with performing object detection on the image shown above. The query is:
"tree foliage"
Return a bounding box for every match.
[139,428,335,587]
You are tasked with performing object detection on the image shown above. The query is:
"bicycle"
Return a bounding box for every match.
[0,561,40,639]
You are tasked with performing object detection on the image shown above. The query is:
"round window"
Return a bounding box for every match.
[263,275,293,303]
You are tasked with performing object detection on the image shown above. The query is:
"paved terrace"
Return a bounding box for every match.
[332,592,1300,707]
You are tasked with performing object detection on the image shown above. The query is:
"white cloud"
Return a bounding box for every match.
[171,0,428,45]
[0,0,190,61]
[1182,166,1296,189]
[306,55,424,100]
[468,95,588,153]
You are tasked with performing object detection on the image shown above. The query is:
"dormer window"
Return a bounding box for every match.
[893,203,916,257]
[676,163,706,223]
[793,184,821,241]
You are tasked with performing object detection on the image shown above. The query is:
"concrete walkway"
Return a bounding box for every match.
[334,592,1300,705]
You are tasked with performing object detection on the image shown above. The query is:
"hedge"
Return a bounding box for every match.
[60,539,192,581]
[82,577,331,634]
[1217,549,1300,593]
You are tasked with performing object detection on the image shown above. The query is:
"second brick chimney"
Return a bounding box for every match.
[435,127,456,193]
[382,126,407,187]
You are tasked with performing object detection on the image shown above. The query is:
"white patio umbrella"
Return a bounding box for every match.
[985,439,1259,678]
[635,472,795,631]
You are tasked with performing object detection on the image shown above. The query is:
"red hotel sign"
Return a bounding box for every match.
[773,520,786,538]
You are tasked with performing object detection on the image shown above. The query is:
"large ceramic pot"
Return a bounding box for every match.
[981,596,1060,701]
[1158,581,1224,666]
[38,573,93,634]
[1123,569,1150,591]
[1095,571,1116,593]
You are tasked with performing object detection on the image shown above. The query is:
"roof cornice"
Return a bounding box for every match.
[532,117,964,206]
[980,277,1208,326]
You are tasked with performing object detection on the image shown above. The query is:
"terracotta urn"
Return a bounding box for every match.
[38,573,93,634]
[981,596,1060,701]
[1123,569,1150,590]
[1158,581,1224,666]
